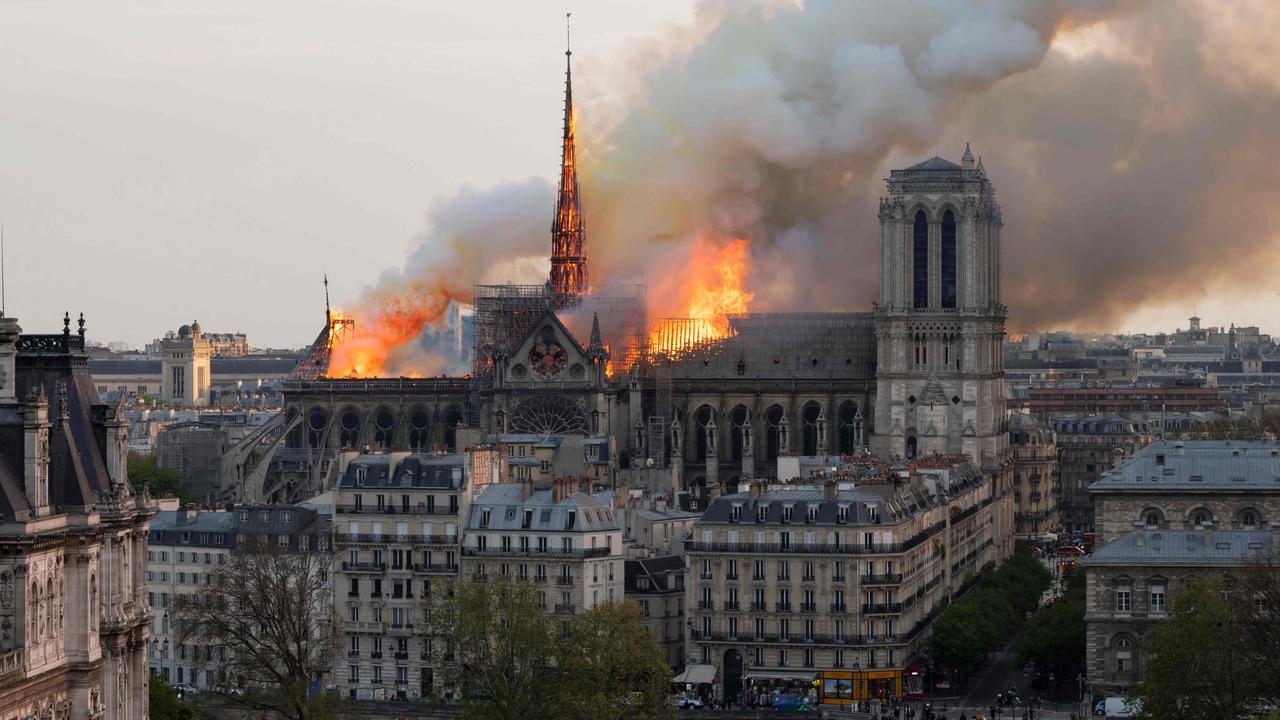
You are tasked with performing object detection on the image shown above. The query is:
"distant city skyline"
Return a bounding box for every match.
[3,1,1278,348]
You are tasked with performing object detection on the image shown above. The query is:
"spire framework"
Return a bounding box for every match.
[550,16,588,303]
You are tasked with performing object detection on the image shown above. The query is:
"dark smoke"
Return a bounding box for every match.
[350,0,1280,372]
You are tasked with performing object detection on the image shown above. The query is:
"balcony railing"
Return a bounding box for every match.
[556,576,574,586]
[774,602,792,612]
[799,603,818,613]
[342,621,384,633]
[698,601,714,610]
[687,540,905,555]
[412,563,458,574]
[830,603,847,613]
[862,602,904,614]
[336,533,458,545]
[554,603,576,615]
[342,562,386,572]
[462,546,612,559]
[335,504,458,516]
[723,602,740,611]
[750,602,768,611]
[860,574,903,585]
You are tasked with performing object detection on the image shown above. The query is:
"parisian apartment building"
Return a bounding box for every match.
[144,505,330,689]
[333,453,469,701]
[1083,439,1280,698]
[686,459,1001,706]
[460,477,625,624]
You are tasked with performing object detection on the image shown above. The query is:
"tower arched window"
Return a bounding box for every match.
[837,403,860,455]
[912,210,928,309]
[941,209,957,308]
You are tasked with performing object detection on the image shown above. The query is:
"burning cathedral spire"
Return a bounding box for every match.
[549,15,588,303]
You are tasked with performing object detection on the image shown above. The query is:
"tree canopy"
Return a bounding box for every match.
[128,451,193,503]
[173,544,334,720]
[1015,572,1085,681]
[148,672,196,720]
[928,548,1051,677]
[423,575,675,720]
[1132,575,1259,720]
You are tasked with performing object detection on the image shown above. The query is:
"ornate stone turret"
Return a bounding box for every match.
[0,315,21,404]
[22,384,50,516]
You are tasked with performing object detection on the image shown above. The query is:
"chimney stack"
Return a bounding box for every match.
[553,477,572,503]
[748,480,763,501]
[1134,520,1146,546]
[521,474,534,501]
[824,478,837,502]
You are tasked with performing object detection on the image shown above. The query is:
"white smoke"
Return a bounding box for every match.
[345,0,1280,372]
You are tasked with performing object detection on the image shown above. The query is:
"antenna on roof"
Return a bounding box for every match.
[324,272,331,325]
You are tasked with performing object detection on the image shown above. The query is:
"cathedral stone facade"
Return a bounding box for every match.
[0,314,154,720]
[266,147,1012,523]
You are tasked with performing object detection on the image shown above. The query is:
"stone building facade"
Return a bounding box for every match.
[333,453,468,701]
[160,322,211,408]
[1009,412,1059,538]
[624,555,687,670]
[685,462,998,707]
[1082,439,1280,699]
[1051,415,1155,534]
[145,504,329,691]
[0,314,154,720]
[460,479,625,619]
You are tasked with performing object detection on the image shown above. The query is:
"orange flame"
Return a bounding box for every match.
[649,237,755,355]
[326,285,456,377]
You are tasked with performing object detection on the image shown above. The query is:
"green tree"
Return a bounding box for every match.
[127,451,193,503]
[148,672,196,720]
[423,576,561,720]
[1133,576,1259,720]
[558,600,675,720]
[1016,573,1085,681]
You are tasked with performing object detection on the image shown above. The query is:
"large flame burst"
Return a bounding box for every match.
[326,286,456,378]
[649,236,755,355]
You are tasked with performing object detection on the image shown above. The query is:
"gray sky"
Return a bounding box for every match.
[3,1,1277,350]
[0,1,691,347]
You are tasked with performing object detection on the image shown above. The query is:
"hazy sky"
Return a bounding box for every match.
[2,1,1277,349]
[0,1,692,347]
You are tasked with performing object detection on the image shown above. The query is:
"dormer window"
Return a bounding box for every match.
[355,467,367,486]
[522,509,533,529]
[566,510,577,530]
[480,509,491,528]
[806,507,818,524]
[837,506,849,523]
[730,504,742,522]
[757,505,767,522]
[782,506,793,524]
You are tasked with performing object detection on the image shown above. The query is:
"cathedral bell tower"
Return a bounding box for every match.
[871,145,1008,464]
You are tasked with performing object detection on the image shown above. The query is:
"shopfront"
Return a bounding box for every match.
[817,669,904,706]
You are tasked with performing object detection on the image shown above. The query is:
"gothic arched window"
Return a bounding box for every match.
[837,402,859,455]
[693,406,714,463]
[941,209,957,308]
[765,406,786,464]
[913,210,929,308]
[730,406,750,463]
[801,403,821,456]
[408,409,431,452]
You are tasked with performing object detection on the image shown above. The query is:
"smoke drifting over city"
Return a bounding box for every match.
[339,0,1280,373]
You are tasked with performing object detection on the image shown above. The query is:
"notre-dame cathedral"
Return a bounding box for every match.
[240,48,1010,511]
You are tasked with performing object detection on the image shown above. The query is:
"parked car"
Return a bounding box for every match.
[675,695,705,709]
[173,683,199,699]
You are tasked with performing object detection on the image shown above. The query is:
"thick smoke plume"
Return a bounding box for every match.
[338,0,1280,373]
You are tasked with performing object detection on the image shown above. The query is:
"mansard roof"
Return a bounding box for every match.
[1090,439,1280,492]
[904,156,962,172]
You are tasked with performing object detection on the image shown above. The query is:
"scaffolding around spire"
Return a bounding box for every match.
[550,14,588,303]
